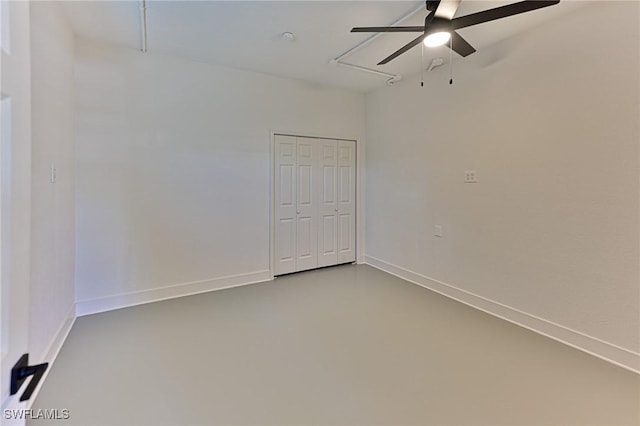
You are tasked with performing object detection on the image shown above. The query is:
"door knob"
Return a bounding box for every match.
[297,210,300,214]
[334,208,338,212]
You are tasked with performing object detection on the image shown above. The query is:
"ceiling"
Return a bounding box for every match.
[61,1,588,92]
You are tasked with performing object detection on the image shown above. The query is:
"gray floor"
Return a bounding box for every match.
[32,264,639,425]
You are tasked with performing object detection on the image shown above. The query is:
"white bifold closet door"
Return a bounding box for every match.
[275,135,355,275]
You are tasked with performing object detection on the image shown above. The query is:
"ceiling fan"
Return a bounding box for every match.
[351,0,560,65]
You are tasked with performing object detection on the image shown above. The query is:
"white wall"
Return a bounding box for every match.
[365,1,639,369]
[29,1,75,363]
[74,39,365,312]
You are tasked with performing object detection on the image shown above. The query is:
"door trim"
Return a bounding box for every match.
[270,130,363,279]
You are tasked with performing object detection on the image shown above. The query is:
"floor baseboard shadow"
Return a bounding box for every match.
[75,270,273,317]
[364,255,640,375]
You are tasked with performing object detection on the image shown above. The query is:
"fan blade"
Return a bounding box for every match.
[424,8,437,28]
[351,26,425,33]
[451,1,560,30]
[378,34,425,65]
[434,0,461,20]
[450,31,476,57]
[352,9,435,33]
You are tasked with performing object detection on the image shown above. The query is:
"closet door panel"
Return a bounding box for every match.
[317,139,338,267]
[296,138,318,271]
[274,135,297,275]
[337,140,356,264]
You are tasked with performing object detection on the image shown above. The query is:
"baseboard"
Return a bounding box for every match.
[364,255,640,375]
[76,270,273,317]
[25,303,76,410]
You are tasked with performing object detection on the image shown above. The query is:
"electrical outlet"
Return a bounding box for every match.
[50,164,57,183]
[434,225,443,238]
[464,170,477,183]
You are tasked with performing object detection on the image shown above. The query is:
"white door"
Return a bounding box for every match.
[337,140,356,264]
[274,135,297,275]
[317,139,338,267]
[274,135,355,276]
[1,0,33,418]
[295,138,318,272]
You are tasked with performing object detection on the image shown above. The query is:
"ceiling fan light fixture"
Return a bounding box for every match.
[423,31,451,48]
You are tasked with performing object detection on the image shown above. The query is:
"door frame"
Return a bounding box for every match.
[269,130,364,279]
[1,0,33,417]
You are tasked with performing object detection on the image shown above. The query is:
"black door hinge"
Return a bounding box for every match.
[10,354,48,402]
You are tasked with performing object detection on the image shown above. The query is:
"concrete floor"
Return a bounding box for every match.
[32,264,639,425]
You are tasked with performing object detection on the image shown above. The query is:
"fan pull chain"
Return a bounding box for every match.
[449,37,454,85]
[421,43,425,87]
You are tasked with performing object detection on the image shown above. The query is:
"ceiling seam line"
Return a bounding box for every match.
[140,0,148,53]
[330,1,425,85]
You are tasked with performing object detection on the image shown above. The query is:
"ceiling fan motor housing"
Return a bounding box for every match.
[426,17,451,35]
